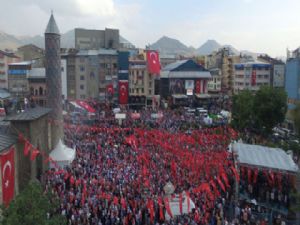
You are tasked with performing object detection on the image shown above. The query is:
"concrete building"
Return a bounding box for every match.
[207,68,222,95]
[205,48,241,95]
[285,48,300,109]
[0,50,19,89]
[160,55,177,68]
[62,49,118,100]
[16,44,44,63]
[129,58,156,106]
[234,61,271,93]
[8,61,32,97]
[258,55,285,88]
[75,28,119,50]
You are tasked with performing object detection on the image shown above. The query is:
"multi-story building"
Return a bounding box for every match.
[16,44,44,63]
[0,50,19,89]
[258,55,285,88]
[62,49,119,100]
[207,68,222,95]
[205,48,241,95]
[234,61,271,93]
[75,28,119,50]
[129,58,156,106]
[7,60,65,107]
[285,48,300,109]
[8,61,32,96]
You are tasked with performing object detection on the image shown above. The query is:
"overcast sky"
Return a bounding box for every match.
[1,0,300,57]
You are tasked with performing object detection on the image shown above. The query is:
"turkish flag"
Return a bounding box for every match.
[106,84,114,96]
[1,146,15,206]
[118,81,128,104]
[251,70,256,86]
[146,50,160,74]
[195,80,201,94]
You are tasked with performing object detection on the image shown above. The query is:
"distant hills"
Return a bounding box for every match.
[0,29,132,50]
[149,36,260,57]
[0,30,262,58]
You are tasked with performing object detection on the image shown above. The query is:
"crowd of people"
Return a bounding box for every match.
[43,103,296,225]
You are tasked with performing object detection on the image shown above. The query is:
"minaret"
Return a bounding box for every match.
[45,12,63,149]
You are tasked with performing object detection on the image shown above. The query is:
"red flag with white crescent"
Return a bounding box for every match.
[106,84,114,95]
[195,80,201,94]
[146,50,161,75]
[118,81,128,104]
[1,146,15,206]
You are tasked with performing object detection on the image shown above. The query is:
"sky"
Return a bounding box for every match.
[1,0,300,57]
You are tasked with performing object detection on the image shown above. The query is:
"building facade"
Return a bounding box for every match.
[207,68,222,94]
[16,44,44,63]
[8,61,31,97]
[258,55,285,88]
[234,61,271,93]
[75,28,119,50]
[62,49,120,100]
[205,48,241,95]
[0,50,19,89]
[285,55,300,109]
[129,59,156,106]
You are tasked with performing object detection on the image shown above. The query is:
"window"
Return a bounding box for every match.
[80,85,84,90]
[39,87,43,96]
[61,67,64,72]
[149,89,152,95]
[141,88,144,94]
[80,75,85,80]
[90,72,95,78]
[80,66,85,72]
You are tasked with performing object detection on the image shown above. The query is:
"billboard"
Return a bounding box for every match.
[169,79,185,95]
[185,80,194,89]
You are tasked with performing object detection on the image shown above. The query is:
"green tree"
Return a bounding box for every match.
[231,90,254,131]
[1,181,66,225]
[292,103,300,136]
[253,86,287,135]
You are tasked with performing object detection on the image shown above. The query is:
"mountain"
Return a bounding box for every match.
[0,29,132,50]
[149,36,191,55]
[0,31,23,50]
[196,40,222,55]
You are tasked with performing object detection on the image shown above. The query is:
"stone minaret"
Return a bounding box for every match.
[45,13,63,149]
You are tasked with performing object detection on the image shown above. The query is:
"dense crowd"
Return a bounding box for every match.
[44,104,295,225]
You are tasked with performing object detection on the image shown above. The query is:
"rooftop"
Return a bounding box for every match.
[233,143,298,173]
[0,133,18,152]
[4,107,51,122]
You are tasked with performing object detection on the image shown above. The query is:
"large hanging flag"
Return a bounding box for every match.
[118,81,128,104]
[1,146,15,206]
[146,50,161,75]
[251,70,256,86]
[106,84,114,96]
[195,80,201,94]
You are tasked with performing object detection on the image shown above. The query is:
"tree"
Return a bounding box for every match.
[253,86,287,135]
[1,181,66,225]
[292,103,300,136]
[231,90,254,131]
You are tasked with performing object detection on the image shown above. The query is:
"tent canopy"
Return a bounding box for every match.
[50,140,75,168]
[233,143,299,173]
